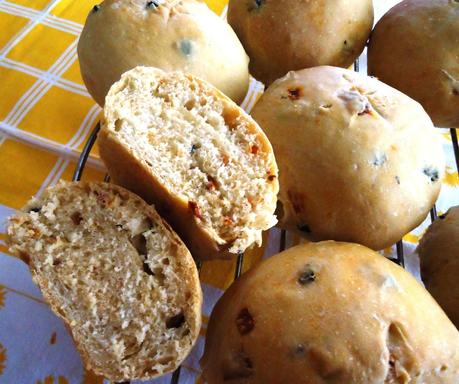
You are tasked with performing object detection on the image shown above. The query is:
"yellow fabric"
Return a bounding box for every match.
[0,0,458,383]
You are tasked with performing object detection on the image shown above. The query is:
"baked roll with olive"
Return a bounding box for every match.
[78,0,250,106]
[418,206,459,328]
[251,66,445,250]
[368,0,459,127]
[228,0,373,85]
[201,241,459,383]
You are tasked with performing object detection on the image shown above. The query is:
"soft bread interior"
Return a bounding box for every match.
[8,182,198,379]
[104,67,277,253]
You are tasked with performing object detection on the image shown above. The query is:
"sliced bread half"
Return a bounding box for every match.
[7,181,202,382]
[99,66,279,260]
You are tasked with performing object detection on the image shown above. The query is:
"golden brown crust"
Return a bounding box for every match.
[201,241,459,383]
[418,206,459,328]
[77,0,249,105]
[228,0,373,85]
[368,0,459,128]
[99,67,278,260]
[7,181,202,381]
[251,66,444,250]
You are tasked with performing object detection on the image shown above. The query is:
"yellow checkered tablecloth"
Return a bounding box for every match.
[0,0,458,383]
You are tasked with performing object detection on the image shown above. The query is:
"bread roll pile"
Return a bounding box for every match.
[7,0,459,382]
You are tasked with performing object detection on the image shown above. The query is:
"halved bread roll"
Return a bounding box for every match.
[7,181,202,382]
[99,66,279,260]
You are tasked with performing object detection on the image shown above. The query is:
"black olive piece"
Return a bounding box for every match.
[166,312,185,328]
[298,224,311,233]
[423,167,440,182]
[146,0,159,9]
[190,144,199,154]
[247,0,264,11]
[298,267,315,285]
[295,344,306,357]
[373,153,387,167]
[395,176,401,185]
[92,4,101,13]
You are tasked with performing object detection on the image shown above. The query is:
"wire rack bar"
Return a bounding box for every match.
[72,122,100,182]
[451,128,459,173]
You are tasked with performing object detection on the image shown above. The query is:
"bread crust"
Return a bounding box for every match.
[251,66,444,250]
[228,0,373,85]
[99,67,278,260]
[418,206,459,328]
[201,241,459,383]
[77,0,250,106]
[7,181,202,381]
[368,0,459,127]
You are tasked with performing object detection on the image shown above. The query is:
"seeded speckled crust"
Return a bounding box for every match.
[228,0,373,85]
[99,66,279,260]
[77,0,250,106]
[418,206,459,328]
[251,66,445,251]
[368,0,459,128]
[7,182,202,382]
[201,241,459,383]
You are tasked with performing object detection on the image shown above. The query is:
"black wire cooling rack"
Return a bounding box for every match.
[72,61,459,384]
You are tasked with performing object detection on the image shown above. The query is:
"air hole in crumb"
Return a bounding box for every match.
[439,212,448,220]
[53,258,62,266]
[71,212,83,225]
[28,206,41,213]
[143,260,154,276]
[130,234,147,256]
[162,258,170,265]
[200,98,207,106]
[166,312,185,328]
[440,365,448,371]
[320,104,332,109]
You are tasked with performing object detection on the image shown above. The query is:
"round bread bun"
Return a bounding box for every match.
[227,0,373,85]
[418,206,459,328]
[77,0,250,106]
[251,66,445,251]
[201,241,459,383]
[368,0,459,128]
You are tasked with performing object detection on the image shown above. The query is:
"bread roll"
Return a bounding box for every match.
[251,66,445,250]
[77,0,250,106]
[418,206,459,328]
[7,181,202,382]
[201,241,459,383]
[99,66,279,260]
[228,0,373,85]
[368,0,459,128]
